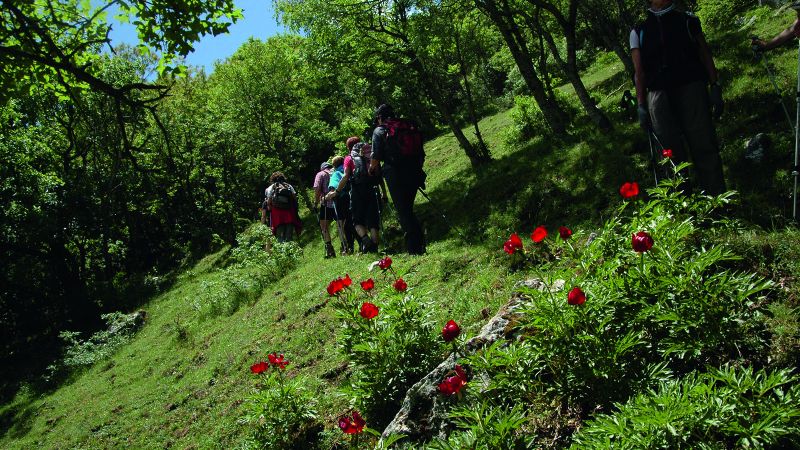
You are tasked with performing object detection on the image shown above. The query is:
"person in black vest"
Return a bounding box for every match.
[369,104,426,255]
[631,0,726,195]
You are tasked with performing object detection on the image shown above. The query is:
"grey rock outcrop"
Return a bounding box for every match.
[380,279,558,442]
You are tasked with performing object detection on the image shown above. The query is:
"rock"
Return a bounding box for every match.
[107,310,147,335]
[380,281,550,442]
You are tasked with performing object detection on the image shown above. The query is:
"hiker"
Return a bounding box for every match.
[752,3,800,51]
[328,155,355,255]
[314,161,337,258]
[327,137,382,253]
[369,104,426,255]
[266,171,302,243]
[631,0,726,195]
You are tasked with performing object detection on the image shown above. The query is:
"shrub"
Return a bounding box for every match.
[695,0,756,31]
[329,270,444,429]
[426,404,534,450]
[572,366,800,449]
[192,225,301,317]
[240,367,321,450]
[58,311,145,369]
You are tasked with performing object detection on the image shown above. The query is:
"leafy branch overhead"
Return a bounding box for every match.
[0,0,242,103]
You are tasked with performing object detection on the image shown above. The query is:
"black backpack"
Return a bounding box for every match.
[350,146,378,186]
[270,182,293,209]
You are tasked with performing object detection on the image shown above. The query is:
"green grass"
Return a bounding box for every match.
[3,5,800,449]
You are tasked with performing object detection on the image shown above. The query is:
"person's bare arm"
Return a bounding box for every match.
[755,20,799,51]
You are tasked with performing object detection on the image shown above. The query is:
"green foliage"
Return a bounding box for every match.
[572,366,800,449]
[331,274,443,428]
[192,226,301,317]
[57,312,144,370]
[504,90,577,144]
[240,372,321,449]
[695,0,756,30]
[426,404,534,450]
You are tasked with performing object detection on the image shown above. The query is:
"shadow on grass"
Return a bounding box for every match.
[415,115,651,247]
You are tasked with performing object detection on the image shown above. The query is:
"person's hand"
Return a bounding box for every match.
[709,83,724,119]
[637,104,651,131]
[751,36,766,53]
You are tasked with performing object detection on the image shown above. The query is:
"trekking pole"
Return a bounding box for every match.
[647,131,660,185]
[793,39,800,220]
[331,199,348,253]
[417,187,467,240]
[752,36,795,133]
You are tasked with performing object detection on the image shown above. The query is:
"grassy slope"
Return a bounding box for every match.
[2,6,799,449]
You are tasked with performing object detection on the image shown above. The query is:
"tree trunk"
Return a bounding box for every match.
[540,26,613,130]
[475,0,568,135]
[453,25,492,163]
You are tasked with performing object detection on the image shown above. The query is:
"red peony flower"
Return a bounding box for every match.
[378,256,393,270]
[360,278,375,291]
[631,231,654,253]
[531,226,547,243]
[360,302,379,320]
[567,287,586,306]
[503,232,524,254]
[327,278,344,296]
[438,364,468,396]
[441,320,461,342]
[662,148,673,158]
[342,274,352,287]
[393,278,407,292]
[558,226,573,240]
[338,410,366,434]
[268,353,289,370]
[250,361,268,374]
[619,182,640,199]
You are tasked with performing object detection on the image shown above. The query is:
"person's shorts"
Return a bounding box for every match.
[350,184,380,229]
[318,205,337,221]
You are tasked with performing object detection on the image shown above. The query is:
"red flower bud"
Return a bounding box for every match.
[631,231,654,253]
[503,232,524,254]
[531,226,547,243]
[360,278,375,291]
[360,302,379,320]
[619,182,640,199]
[393,278,407,292]
[378,256,393,270]
[441,320,461,342]
[268,353,289,370]
[662,148,673,158]
[567,287,586,306]
[558,226,573,240]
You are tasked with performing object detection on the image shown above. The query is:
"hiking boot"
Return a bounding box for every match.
[360,236,378,254]
[325,242,336,259]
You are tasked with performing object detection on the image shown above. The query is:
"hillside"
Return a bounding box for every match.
[3,5,800,449]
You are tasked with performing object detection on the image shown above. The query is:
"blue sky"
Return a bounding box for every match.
[105,0,284,73]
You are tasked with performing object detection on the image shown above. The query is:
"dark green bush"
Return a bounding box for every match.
[572,365,800,449]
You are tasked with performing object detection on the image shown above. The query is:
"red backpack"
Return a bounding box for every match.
[384,118,424,159]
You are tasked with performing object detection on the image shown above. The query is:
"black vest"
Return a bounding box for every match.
[636,9,708,90]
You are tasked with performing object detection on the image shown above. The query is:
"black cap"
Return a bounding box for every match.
[374,103,394,120]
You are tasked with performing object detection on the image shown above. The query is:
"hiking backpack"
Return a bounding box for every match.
[349,148,377,186]
[384,118,424,161]
[270,182,293,209]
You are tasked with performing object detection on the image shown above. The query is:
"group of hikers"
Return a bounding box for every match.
[260,0,800,257]
[260,104,427,257]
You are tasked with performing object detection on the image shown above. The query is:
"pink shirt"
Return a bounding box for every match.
[343,155,355,175]
[313,169,333,207]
